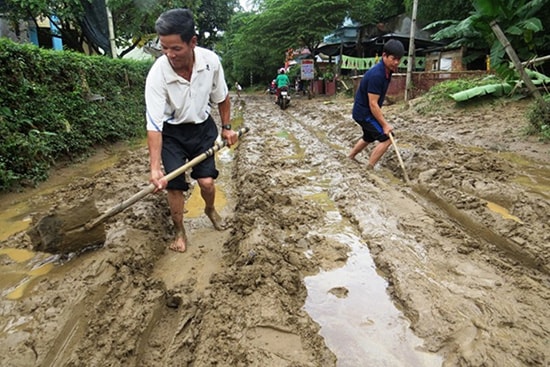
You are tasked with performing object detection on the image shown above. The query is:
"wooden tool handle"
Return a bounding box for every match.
[389,133,411,185]
[85,127,250,230]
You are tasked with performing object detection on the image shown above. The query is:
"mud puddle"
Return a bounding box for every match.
[304,223,443,366]
[272,128,443,365]
[0,142,139,241]
[0,142,143,303]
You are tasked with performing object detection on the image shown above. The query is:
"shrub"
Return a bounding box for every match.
[0,39,152,191]
[526,95,550,141]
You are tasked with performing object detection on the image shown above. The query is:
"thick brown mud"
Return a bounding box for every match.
[1,92,549,366]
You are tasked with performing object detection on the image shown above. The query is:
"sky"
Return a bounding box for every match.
[239,0,253,11]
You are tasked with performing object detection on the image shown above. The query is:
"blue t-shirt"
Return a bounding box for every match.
[352,61,391,121]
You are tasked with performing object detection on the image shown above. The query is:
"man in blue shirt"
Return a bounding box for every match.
[348,39,405,169]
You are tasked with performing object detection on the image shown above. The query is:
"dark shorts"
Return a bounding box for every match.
[355,116,389,143]
[161,115,219,191]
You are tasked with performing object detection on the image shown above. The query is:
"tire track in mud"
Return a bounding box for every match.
[105,95,344,366]
[227,94,550,366]
[242,96,448,365]
[275,95,550,366]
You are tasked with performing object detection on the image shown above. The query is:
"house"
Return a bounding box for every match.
[315,14,445,74]
[313,14,490,99]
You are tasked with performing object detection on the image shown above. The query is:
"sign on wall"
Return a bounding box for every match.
[301,59,314,80]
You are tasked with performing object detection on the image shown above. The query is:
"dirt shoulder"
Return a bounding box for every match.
[0,92,549,366]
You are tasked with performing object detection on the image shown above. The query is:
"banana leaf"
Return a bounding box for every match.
[450,83,513,101]
[525,69,550,85]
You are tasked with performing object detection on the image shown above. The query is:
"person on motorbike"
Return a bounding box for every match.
[275,68,290,103]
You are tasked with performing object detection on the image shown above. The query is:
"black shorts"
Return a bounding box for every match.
[355,116,389,143]
[161,115,219,191]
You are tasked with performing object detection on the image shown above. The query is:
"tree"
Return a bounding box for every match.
[258,0,351,57]
[195,0,239,49]
[348,0,404,26]
[106,0,193,57]
[3,0,237,57]
[412,0,472,25]
[347,0,405,58]
[94,0,238,55]
[218,11,259,87]
[220,0,351,86]
[425,0,548,70]
[109,0,237,55]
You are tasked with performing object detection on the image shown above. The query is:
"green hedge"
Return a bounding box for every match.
[0,39,153,191]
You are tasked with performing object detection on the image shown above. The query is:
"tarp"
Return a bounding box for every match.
[80,0,111,55]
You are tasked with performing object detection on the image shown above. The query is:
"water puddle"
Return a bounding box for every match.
[185,176,228,218]
[0,142,138,241]
[302,189,442,366]
[305,237,441,366]
[0,248,58,300]
[497,151,550,199]
[0,142,140,300]
[486,201,524,223]
[183,139,239,218]
[0,205,34,242]
[513,167,550,199]
[278,128,441,364]
[277,129,306,160]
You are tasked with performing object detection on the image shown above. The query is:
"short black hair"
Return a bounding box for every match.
[383,39,405,58]
[155,8,196,43]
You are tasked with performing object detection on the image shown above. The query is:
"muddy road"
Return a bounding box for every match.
[1,92,549,366]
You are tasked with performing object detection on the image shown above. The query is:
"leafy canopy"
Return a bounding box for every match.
[425,0,549,70]
[220,0,352,86]
[4,0,237,56]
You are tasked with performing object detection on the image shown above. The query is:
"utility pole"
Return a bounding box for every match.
[405,0,418,102]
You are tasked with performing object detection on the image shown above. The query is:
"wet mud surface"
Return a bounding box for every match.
[1,92,549,366]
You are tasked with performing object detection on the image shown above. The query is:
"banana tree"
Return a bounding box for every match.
[425,0,548,71]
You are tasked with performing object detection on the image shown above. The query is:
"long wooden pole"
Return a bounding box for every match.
[84,127,249,230]
[490,21,543,103]
[389,134,411,185]
[522,55,550,67]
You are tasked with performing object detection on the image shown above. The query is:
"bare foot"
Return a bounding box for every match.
[348,156,361,164]
[169,230,187,252]
[349,155,374,170]
[205,207,227,231]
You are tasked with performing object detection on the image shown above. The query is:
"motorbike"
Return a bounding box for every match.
[277,86,291,110]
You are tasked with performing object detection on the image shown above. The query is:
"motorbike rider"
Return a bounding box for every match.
[275,68,290,103]
[270,79,276,93]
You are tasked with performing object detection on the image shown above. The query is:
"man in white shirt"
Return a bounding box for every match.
[145,8,238,252]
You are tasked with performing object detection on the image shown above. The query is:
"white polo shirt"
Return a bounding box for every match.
[145,46,228,132]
